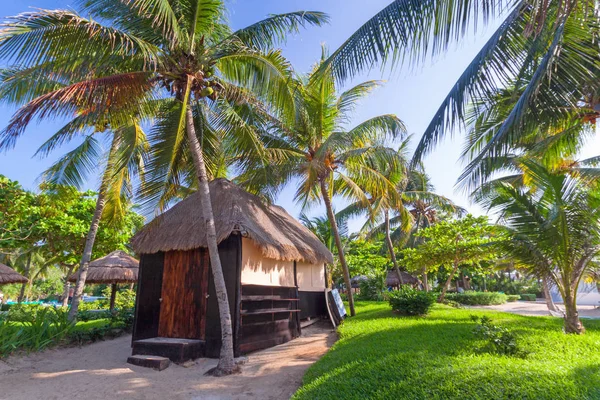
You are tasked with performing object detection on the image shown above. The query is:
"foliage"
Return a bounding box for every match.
[506,295,520,302]
[471,315,528,358]
[402,215,501,276]
[344,240,390,279]
[101,287,136,310]
[520,294,537,302]
[476,160,600,333]
[357,274,386,301]
[294,302,600,399]
[388,287,436,316]
[446,291,508,306]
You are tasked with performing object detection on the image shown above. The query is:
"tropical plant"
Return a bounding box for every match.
[475,159,600,334]
[237,55,405,316]
[402,215,500,301]
[0,0,327,374]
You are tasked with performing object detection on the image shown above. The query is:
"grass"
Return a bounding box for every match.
[293,301,600,400]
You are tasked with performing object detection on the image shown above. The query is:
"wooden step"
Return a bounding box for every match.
[127,355,171,371]
[132,337,205,363]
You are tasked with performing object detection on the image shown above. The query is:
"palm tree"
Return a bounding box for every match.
[237,55,404,316]
[0,1,327,374]
[340,142,462,290]
[306,1,598,177]
[475,159,600,334]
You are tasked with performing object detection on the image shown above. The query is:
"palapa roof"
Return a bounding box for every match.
[0,262,28,284]
[68,250,138,284]
[131,179,334,265]
[386,270,421,287]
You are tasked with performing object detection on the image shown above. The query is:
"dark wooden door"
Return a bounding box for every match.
[133,253,164,341]
[158,249,209,339]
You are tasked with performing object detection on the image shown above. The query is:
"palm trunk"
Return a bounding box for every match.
[563,288,585,334]
[61,265,75,307]
[68,135,119,321]
[184,102,236,375]
[542,274,559,313]
[17,253,32,303]
[320,179,355,317]
[384,210,403,286]
[438,262,459,302]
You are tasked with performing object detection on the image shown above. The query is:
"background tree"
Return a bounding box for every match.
[402,215,500,301]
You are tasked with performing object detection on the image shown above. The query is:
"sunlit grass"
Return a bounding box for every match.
[293,302,600,400]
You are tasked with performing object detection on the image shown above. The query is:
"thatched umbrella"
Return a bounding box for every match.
[69,250,138,311]
[0,262,28,285]
[386,270,421,289]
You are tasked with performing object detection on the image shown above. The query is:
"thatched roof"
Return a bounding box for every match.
[132,179,334,264]
[386,270,421,287]
[68,250,138,284]
[0,263,27,284]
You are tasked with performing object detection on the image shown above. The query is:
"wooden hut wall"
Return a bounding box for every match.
[296,261,327,320]
[240,238,295,287]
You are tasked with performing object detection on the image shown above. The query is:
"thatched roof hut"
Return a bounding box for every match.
[132,179,333,264]
[0,262,27,285]
[68,250,138,284]
[68,250,138,311]
[386,270,421,287]
[129,179,334,361]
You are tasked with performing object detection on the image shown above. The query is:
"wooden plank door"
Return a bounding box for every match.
[132,253,164,341]
[158,249,209,339]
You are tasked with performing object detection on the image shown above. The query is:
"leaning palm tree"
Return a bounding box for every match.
[0,1,327,374]
[312,1,599,177]
[237,55,404,316]
[475,159,600,334]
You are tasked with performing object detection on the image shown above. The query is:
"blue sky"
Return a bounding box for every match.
[1,1,597,232]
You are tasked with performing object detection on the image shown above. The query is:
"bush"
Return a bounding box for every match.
[357,275,386,301]
[520,293,537,301]
[506,295,520,302]
[471,315,528,357]
[445,291,507,305]
[388,287,437,316]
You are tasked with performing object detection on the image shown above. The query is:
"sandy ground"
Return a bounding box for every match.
[471,301,600,318]
[0,322,335,400]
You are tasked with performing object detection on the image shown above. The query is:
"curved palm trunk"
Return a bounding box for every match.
[320,179,355,317]
[17,253,32,303]
[185,104,237,374]
[542,274,559,314]
[384,210,403,287]
[68,136,119,321]
[413,215,428,291]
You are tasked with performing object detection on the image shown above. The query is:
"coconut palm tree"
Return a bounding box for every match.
[310,1,599,176]
[339,141,461,290]
[0,1,327,374]
[236,54,404,316]
[475,159,600,334]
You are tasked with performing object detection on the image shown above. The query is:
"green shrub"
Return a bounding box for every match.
[520,293,537,301]
[357,275,386,301]
[445,291,507,305]
[388,287,437,316]
[0,304,11,312]
[78,300,106,312]
[506,295,520,302]
[440,299,464,308]
[471,315,528,358]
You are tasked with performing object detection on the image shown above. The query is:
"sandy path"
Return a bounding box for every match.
[470,301,600,318]
[0,323,335,400]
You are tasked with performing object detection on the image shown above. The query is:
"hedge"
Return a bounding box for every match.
[445,291,507,305]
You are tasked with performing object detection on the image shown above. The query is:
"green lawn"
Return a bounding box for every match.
[293,302,600,400]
